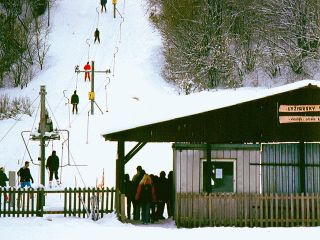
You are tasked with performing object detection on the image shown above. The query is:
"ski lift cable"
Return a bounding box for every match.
[42,2,109,115]
[45,98,87,187]
[21,101,41,165]
[122,0,126,15]
[50,0,124,123]
[50,11,100,114]
[69,98,92,126]
[90,4,124,66]
[96,7,100,28]
[0,95,40,145]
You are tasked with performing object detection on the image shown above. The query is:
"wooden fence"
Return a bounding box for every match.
[176,193,320,227]
[0,187,115,218]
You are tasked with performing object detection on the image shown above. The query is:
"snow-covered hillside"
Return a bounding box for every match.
[0,0,175,188]
[0,1,320,239]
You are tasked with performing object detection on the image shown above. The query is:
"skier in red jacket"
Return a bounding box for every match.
[84,62,91,81]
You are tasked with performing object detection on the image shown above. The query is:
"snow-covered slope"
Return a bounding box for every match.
[1,1,319,239]
[0,0,174,187]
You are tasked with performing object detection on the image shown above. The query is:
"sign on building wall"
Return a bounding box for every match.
[279,105,320,113]
[279,105,320,123]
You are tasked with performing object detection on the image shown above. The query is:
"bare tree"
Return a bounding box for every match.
[32,16,50,70]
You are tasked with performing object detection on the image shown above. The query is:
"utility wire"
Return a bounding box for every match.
[21,101,41,165]
[46,98,87,187]
[0,95,40,145]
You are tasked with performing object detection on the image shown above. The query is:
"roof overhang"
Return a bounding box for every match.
[103,81,320,143]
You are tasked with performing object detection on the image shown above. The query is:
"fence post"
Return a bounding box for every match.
[64,188,67,217]
[3,187,7,217]
[36,188,44,217]
[306,193,310,227]
[176,193,180,227]
[311,193,315,226]
[73,188,76,216]
[120,193,126,222]
[77,187,81,217]
[22,188,26,217]
[12,188,16,217]
[301,193,305,226]
[17,188,21,217]
[68,188,72,216]
[317,193,320,226]
[27,188,30,217]
[100,188,105,218]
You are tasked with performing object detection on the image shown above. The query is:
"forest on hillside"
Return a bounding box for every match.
[147,0,320,93]
[0,0,50,89]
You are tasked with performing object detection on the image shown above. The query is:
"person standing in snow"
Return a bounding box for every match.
[132,165,144,220]
[17,161,34,188]
[101,0,107,12]
[124,174,134,219]
[71,90,79,114]
[94,28,100,43]
[84,62,91,81]
[156,171,168,220]
[135,174,157,224]
[46,150,60,187]
[0,167,9,201]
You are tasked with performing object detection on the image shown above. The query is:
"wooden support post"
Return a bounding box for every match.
[118,141,125,193]
[113,0,117,18]
[299,142,305,194]
[116,140,125,218]
[205,143,211,193]
[91,61,95,115]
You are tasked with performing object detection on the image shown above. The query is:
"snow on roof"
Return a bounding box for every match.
[101,80,320,136]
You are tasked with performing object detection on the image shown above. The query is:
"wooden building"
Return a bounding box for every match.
[102,80,320,227]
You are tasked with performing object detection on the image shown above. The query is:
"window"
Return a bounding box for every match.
[202,159,236,193]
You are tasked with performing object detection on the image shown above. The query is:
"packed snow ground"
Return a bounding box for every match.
[0,0,320,238]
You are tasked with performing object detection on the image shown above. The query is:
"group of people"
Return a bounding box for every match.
[0,150,60,191]
[123,166,174,224]
[18,151,60,188]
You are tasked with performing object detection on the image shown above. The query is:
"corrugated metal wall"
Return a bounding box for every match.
[173,143,320,226]
[261,143,320,194]
[174,143,320,195]
[305,143,320,193]
[173,144,261,194]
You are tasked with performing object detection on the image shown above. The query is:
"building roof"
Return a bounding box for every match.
[102,80,320,143]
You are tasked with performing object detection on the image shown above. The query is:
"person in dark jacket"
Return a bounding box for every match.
[167,170,173,218]
[46,150,60,187]
[124,174,134,219]
[132,165,144,220]
[156,171,168,219]
[17,161,34,188]
[0,167,9,201]
[101,0,107,12]
[0,167,8,187]
[71,90,79,114]
[94,28,100,43]
[135,174,157,224]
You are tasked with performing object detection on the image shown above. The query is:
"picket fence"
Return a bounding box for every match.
[176,193,320,227]
[0,187,115,218]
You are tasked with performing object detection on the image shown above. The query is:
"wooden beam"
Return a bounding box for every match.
[124,142,147,165]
